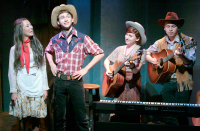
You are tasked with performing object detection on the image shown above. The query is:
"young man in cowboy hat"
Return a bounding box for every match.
[146,12,196,125]
[45,4,104,131]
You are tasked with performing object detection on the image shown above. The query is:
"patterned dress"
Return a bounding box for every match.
[9,86,47,120]
[8,46,49,120]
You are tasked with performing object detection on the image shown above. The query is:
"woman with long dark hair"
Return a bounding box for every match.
[8,18,49,131]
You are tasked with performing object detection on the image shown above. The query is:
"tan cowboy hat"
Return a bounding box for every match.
[51,4,77,28]
[126,21,147,45]
[158,12,184,27]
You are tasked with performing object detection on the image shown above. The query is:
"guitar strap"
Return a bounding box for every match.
[178,33,186,53]
[124,45,141,60]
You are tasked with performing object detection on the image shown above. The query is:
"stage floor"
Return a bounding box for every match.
[0,112,47,131]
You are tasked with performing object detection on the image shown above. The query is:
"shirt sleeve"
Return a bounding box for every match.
[147,40,159,53]
[45,39,55,54]
[140,49,146,65]
[8,46,17,93]
[106,47,120,62]
[83,35,104,56]
[41,55,49,90]
[183,40,196,67]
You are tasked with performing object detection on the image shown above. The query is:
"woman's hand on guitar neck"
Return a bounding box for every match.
[125,52,142,68]
[125,61,135,69]
[130,52,141,61]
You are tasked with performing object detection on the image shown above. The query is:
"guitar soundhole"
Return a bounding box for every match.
[160,58,164,67]
[154,58,163,74]
[157,66,163,74]
[107,77,113,84]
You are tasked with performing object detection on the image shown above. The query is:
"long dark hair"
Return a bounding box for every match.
[13,18,44,72]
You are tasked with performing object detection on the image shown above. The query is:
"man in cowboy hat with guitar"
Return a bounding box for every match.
[146,12,196,125]
[45,4,104,131]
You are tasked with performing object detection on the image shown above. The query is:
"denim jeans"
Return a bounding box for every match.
[162,81,191,125]
[53,78,89,131]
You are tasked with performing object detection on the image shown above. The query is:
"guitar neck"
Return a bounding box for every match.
[162,52,174,63]
[112,49,145,75]
[162,40,196,63]
[113,63,125,75]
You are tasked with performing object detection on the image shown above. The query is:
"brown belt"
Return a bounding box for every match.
[57,73,75,80]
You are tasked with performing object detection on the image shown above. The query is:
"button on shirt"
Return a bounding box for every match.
[45,27,104,75]
[147,35,196,79]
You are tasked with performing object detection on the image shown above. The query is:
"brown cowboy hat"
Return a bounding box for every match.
[51,4,77,28]
[158,12,184,27]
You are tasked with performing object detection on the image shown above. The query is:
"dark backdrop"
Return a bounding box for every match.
[0,1,200,124]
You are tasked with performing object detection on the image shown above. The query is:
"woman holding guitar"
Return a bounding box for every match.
[104,21,146,122]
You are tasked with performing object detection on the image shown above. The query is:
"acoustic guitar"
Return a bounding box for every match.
[148,40,197,84]
[102,61,125,98]
[102,50,143,98]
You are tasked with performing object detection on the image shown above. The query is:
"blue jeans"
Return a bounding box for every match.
[162,81,191,125]
[53,78,89,131]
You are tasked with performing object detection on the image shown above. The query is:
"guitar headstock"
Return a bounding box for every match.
[184,39,197,49]
[128,49,145,62]
[137,49,146,55]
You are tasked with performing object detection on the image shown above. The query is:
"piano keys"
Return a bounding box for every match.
[93,100,200,117]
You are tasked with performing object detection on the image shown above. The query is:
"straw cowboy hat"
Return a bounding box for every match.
[51,4,77,28]
[158,12,184,27]
[126,21,147,45]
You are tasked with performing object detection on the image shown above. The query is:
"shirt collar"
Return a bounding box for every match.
[165,35,180,45]
[58,27,78,39]
[123,44,140,55]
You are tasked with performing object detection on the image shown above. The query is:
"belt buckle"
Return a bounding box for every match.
[59,73,73,80]
[67,75,71,80]
[60,74,67,80]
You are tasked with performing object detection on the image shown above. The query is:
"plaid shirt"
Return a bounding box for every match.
[45,27,104,75]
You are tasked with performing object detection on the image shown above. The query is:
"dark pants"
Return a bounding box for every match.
[54,78,89,131]
[162,81,192,125]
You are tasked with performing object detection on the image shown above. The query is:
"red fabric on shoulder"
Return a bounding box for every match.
[20,38,31,73]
